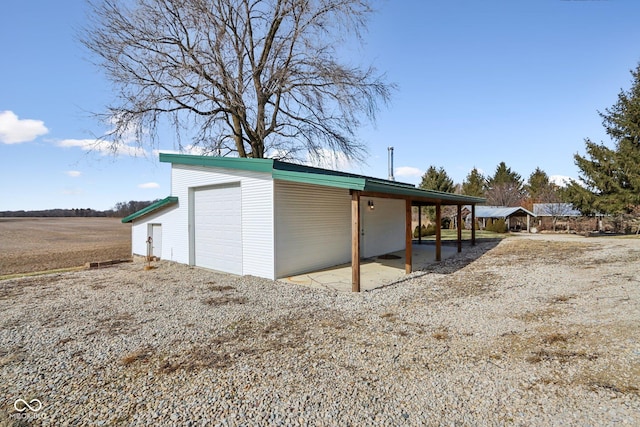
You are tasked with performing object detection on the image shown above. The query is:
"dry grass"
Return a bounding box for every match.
[432,329,449,340]
[525,349,598,364]
[489,240,596,264]
[208,284,235,292]
[540,332,568,344]
[514,307,562,323]
[96,312,136,336]
[121,346,154,366]
[203,295,248,305]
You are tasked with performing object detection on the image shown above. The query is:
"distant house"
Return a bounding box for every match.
[463,205,536,232]
[533,203,582,231]
[533,203,581,217]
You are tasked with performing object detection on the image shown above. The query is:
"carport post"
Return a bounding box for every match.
[351,191,361,292]
[457,204,462,253]
[435,203,442,261]
[471,205,476,245]
[405,199,412,274]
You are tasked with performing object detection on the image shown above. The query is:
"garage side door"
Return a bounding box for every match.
[193,184,242,275]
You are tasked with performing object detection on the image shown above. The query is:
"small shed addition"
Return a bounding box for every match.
[123,154,484,291]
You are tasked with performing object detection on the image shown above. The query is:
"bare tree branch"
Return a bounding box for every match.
[81,0,394,161]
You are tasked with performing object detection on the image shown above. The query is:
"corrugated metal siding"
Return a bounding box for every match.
[360,197,405,258]
[274,180,351,278]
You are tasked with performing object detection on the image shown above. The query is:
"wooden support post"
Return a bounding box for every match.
[457,204,462,253]
[351,191,361,292]
[435,203,442,262]
[405,199,412,274]
[417,205,422,245]
[471,204,476,246]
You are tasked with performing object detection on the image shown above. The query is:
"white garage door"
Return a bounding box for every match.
[193,184,242,275]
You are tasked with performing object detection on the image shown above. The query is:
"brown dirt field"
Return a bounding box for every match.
[0,217,131,276]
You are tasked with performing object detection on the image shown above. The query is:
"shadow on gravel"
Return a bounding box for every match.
[376,239,502,290]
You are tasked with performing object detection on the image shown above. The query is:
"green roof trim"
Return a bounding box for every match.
[121,196,179,223]
[159,153,485,205]
[159,153,274,173]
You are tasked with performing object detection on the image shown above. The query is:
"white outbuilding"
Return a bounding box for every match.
[123,154,484,291]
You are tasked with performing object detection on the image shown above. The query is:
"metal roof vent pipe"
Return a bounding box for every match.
[388,146,395,181]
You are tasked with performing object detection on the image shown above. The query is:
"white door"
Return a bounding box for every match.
[193,184,242,275]
[150,224,162,258]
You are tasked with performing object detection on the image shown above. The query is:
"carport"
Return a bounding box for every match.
[349,185,484,292]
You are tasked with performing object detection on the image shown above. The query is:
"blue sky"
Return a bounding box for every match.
[2,0,640,211]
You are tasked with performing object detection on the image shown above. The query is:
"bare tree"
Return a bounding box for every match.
[538,202,576,232]
[82,0,393,161]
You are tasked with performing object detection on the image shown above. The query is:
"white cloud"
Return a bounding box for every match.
[549,175,573,187]
[394,166,423,179]
[138,182,160,189]
[58,138,146,157]
[0,110,48,144]
[65,170,82,178]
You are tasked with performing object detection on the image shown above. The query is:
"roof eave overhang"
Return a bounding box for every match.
[159,153,485,205]
[121,196,179,223]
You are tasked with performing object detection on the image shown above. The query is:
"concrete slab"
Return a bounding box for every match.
[280,242,460,292]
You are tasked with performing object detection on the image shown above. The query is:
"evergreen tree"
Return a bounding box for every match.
[485,162,525,206]
[418,166,455,223]
[526,167,551,201]
[461,168,485,198]
[566,64,640,215]
[419,166,455,193]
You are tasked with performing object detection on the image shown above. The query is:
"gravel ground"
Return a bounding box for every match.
[1,234,639,426]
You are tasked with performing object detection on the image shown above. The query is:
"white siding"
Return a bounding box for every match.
[274,181,351,278]
[359,197,405,258]
[170,164,275,279]
[131,205,179,259]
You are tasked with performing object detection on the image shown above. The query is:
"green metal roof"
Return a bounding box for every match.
[159,153,485,205]
[121,196,179,223]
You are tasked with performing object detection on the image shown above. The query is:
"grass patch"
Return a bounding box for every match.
[415,229,506,242]
[0,266,85,281]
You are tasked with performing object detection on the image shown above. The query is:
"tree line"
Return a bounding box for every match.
[0,200,158,218]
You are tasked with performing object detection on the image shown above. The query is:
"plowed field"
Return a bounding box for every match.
[0,218,131,276]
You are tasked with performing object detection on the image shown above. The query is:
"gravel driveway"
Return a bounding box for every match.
[1,234,639,426]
